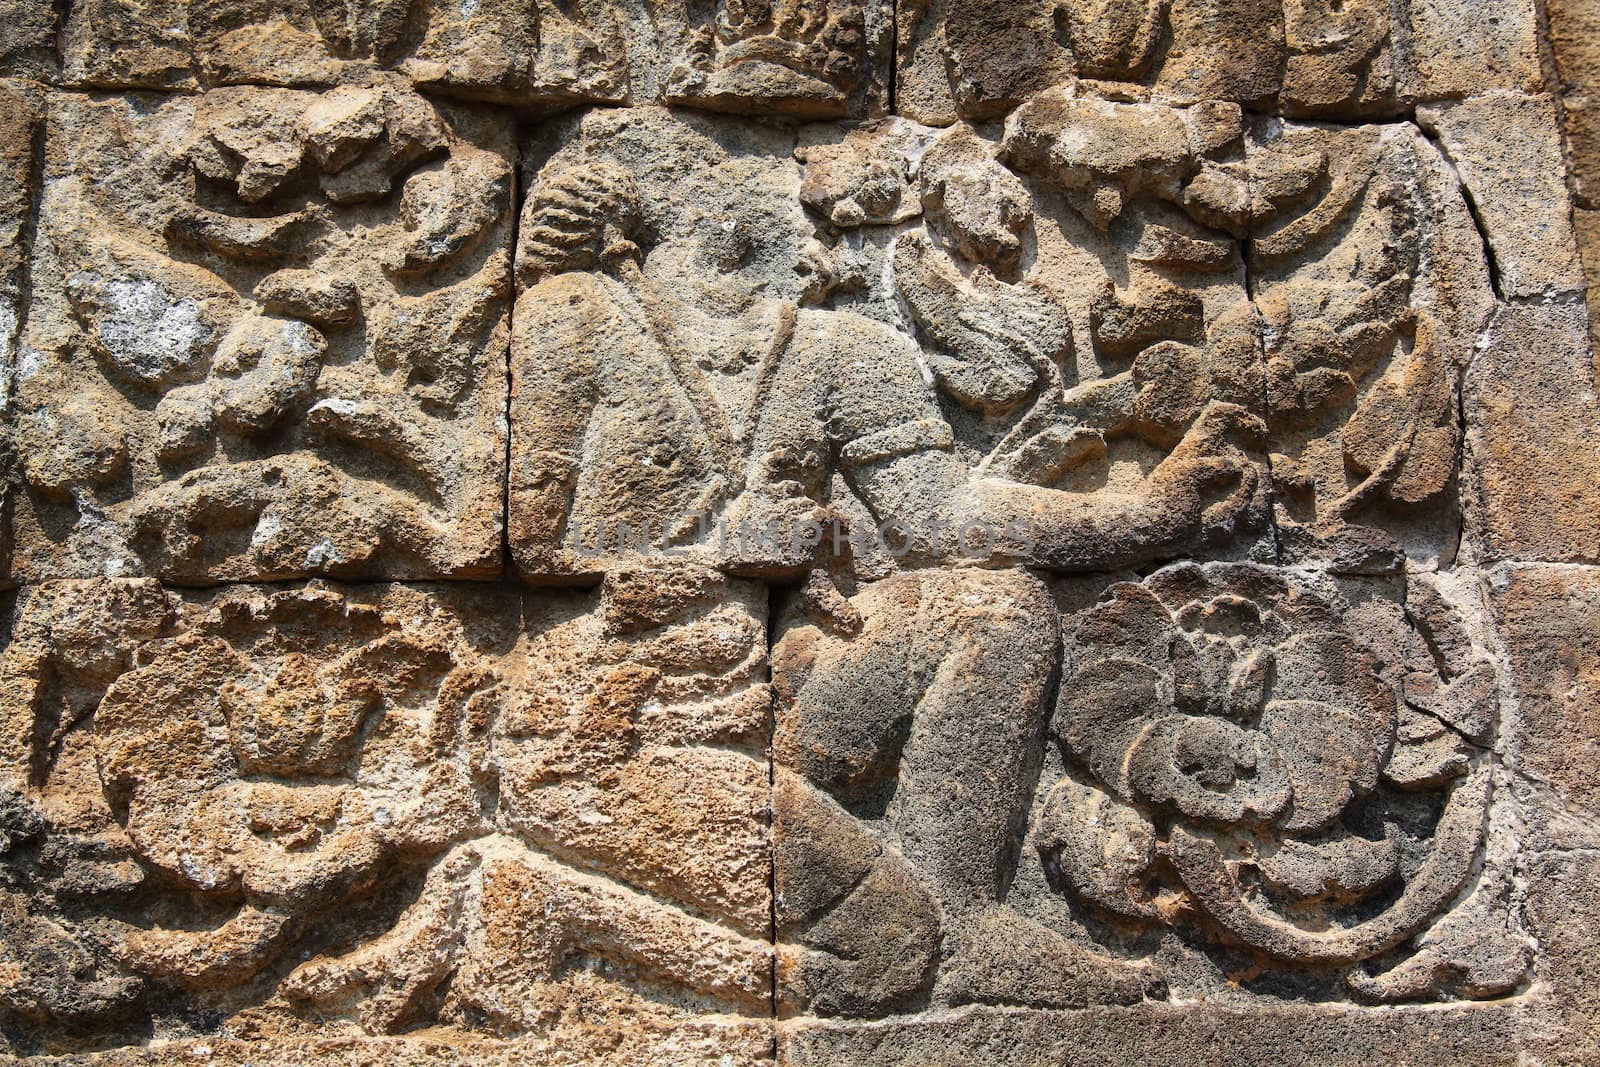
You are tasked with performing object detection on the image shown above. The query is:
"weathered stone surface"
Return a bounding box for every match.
[0,0,56,80]
[509,100,1277,579]
[770,561,1529,1017]
[1518,850,1600,1067]
[1419,94,1588,300]
[2,2,1598,1062]
[11,84,511,582]
[1578,208,1600,353]
[48,0,890,117]
[1399,0,1542,101]
[895,0,1541,125]
[0,80,42,587]
[1249,117,1491,568]
[782,1001,1527,1065]
[0,570,774,1058]
[1462,299,1600,564]
[1550,0,1600,356]
[508,92,1499,578]
[1552,0,1600,198]
[1489,564,1600,818]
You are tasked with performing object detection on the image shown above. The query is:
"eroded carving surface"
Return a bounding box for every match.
[0,1,1594,1063]
[508,89,1493,577]
[13,84,511,581]
[896,0,1541,124]
[1,573,773,1059]
[769,562,1529,1013]
[47,0,890,118]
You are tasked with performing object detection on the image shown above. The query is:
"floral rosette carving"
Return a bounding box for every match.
[86,585,491,993]
[1041,562,1511,996]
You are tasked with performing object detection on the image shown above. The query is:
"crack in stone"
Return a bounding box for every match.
[1415,119,1506,302]
[502,129,523,582]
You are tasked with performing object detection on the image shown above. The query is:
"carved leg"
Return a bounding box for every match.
[774,568,1156,1012]
[775,568,1057,907]
[280,846,477,1034]
[452,839,773,1018]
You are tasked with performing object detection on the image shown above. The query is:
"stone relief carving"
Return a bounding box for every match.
[770,567,1153,1015]
[508,103,1274,579]
[6,569,1520,1040]
[12,83,511,581]
[507,78,1491,579]
[52,0,890,117]
[0,571,776,1054]
[1043,563,1527,1001]
[896,0,1541,125]
[767,562,1529,1013]
[0,0,1593,1061]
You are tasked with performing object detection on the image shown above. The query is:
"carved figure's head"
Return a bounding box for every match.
[517,160,642,285]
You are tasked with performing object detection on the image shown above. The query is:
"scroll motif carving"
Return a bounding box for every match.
[898,0,1537,124]
[1043,563,1526,1000]
[53,0,890,117]
[12,85,512,581]
[0,0,1581,1060]
[769,562,1529,1012]
[0,571,775,1053]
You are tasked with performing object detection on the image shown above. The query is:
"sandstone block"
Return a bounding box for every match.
[0,569,774,1059]
[11,85,512,582]
[1578,207,1600,354]
[1489,564,1600,818]
[0,0,56,80]
[0,4,1597,1063]
[52,0,892,117]
[0,81,41,586]
[895,0,1540,126]
[1399,0,1543,101]
[770,562,1529,1019]
[508,97,1502,579]
[1517,850,1600,1067]
[1463,299,1600,563]
[509,102,1277,579]
[1420,94,1588,300]
[1549,0,1600,207]
[1247,118,1493,568]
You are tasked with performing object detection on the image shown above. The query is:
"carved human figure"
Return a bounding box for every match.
[772,567,1156,1012]
[510,142,1264,578]
[505,117,1272,1017]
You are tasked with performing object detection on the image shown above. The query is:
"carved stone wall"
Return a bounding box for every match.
[1,3,1598,1064]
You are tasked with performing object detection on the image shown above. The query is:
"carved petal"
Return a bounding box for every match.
[1036,775,1159,920]
[1126,715,1292,825]
[1261,698,1387,832]
[1168,765,1490,964]
[1257,831,1400,902]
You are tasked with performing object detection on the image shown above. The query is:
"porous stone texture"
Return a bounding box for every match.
[1,3,1598,1065]
[51,0,892,118]
[0,574,774,1062]
[12,84,512,582]
[1550,0,1600,349]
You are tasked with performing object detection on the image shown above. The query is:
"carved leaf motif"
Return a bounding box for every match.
[1340,312,1460,510]
[1038,775,1160,920]
[1167,765,1492,964]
